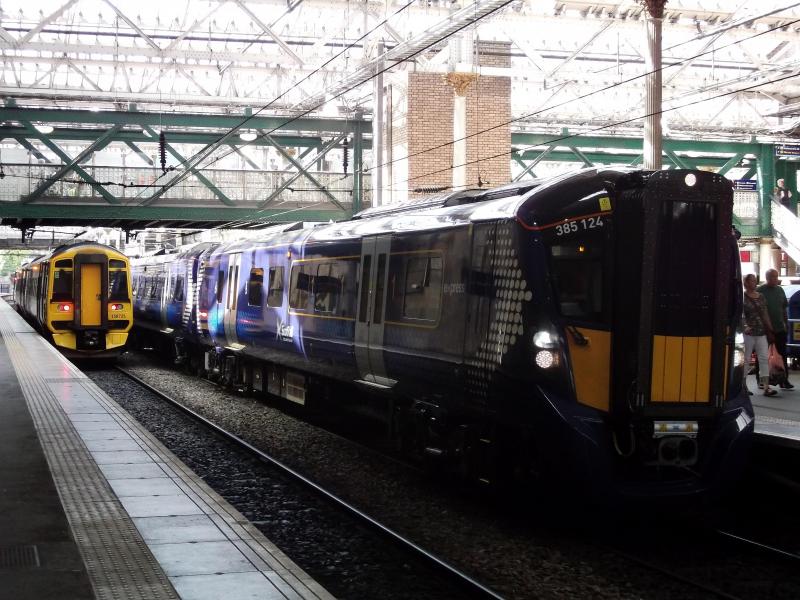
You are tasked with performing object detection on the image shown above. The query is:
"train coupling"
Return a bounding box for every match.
[652,421,698,467]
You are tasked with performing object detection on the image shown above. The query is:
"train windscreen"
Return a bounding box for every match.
[549,228,608,324]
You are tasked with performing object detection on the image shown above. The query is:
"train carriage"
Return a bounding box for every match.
[131,168,753,498]
[14,242,133,357]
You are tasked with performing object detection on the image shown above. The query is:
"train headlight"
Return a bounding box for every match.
[733,332,746,368]
[535,350,559,369]
[57,303,72,312]
[533,330,558,349]
[110,303,123,311]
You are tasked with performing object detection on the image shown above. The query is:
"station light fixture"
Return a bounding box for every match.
[239,130,258,142]
[34,124,54,134]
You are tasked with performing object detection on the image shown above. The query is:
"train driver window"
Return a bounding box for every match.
[51,264,73,301]
[109,270,129,301]
[402,255,442,321]
[549,240,605,322]
[267,266,284,307]
[247,268,264,307]
[313,263,341,313]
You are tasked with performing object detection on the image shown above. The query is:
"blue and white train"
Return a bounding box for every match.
[131,168,753,498]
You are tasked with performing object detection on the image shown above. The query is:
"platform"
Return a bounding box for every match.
[0,300,333,600]
[746,373,800,448]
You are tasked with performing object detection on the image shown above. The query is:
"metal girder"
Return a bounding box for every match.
[0,125,342,149]
[295,0,514,110]
[124,141,155,166]
[23,124,123,203]
[0,203,347,225]
[513,146,553,181]
[141,125,235,207]
[718,152,747,176]
[663,149,690,170]
[547,20,615,78]
[511,133,761,155]
[568,145,594,168]
[18,0,80,44]
[102,0,162,51]
[234,0,304,66]
[513,149,736,169]
[259,134,345,209]
[12,138,51,163]
[229,145,261,170]
[20,122,119,205]
[0,107,369,137]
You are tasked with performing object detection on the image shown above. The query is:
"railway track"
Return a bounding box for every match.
[114,366,504,600]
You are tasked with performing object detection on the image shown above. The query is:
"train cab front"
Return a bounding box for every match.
[47,250,133,357]
[521,168,754,500]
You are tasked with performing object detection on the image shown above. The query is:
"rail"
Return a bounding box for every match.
[115,366,505,600]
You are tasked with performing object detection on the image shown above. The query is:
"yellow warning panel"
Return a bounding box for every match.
[599,196,612,211]
[651,335,713,403]
[80,264,102,326]
[567,328,611,412]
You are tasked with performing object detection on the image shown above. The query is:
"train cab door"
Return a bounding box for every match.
[355,235,394,387]
[223,253,242,346]
[79,262,103,327]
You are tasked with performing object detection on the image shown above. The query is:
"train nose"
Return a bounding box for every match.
[657,437,697,466]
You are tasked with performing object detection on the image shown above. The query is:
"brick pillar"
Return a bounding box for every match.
[387,41,512,202]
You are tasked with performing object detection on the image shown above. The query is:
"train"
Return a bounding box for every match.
[131,168,753,498]
[14,242,133,357]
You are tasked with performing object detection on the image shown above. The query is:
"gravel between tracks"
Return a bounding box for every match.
[101,351,800,600]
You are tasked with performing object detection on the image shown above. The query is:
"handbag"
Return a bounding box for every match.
[769,343,786,385]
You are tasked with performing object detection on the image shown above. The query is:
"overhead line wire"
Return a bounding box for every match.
[393,71,800,191]
[367,18,800,176]
[132,0,518,205]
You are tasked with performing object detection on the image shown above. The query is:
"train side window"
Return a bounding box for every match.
[172,275,184,302]
[51,268,73,301]
[109,270,129,301]
[402,255,442,321]
[248,268,264,307]
[267,266,284,307]
[216,270,225,303]
[314,263,341,314]
[289,264,312,310]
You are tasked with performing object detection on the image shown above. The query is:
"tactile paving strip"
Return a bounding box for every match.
[0,305,179,600]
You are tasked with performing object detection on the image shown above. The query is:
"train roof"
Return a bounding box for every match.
[20,242,128,268]
[167,168,683,259]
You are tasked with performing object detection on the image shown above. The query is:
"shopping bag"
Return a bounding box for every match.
[769,343,786,385]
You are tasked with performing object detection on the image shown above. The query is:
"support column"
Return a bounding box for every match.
[445,73,477,191]
[643,0,666,170]
[373,41,385,207]
[352,122,363,214]
[758,144,776,236]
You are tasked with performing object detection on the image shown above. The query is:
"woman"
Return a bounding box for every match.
[742,274,777,396]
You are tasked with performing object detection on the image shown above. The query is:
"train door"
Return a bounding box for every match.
[355,235,394,386]
[223,253,242,346]
[160,265,170,330]
[80,263,103,327]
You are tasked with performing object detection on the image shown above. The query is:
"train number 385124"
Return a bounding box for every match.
[554,216,604,236]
